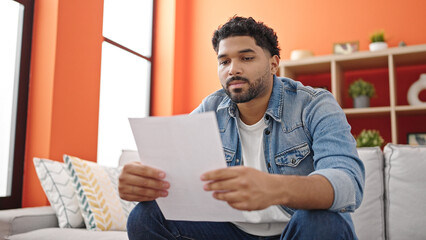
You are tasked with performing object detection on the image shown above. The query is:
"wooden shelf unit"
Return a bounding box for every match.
[279,44,426,144]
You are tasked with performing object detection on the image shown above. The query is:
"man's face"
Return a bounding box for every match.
[217,36,274,103]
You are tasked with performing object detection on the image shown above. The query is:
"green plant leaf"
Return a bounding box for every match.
[355,129,384,147]
[348,78,376,98]
[370,30,386,43]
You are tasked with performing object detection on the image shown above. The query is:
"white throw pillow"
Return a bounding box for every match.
[351,147,385,240]
[118,149,140,166]
[384,144,426,239]
[33,158,85,228]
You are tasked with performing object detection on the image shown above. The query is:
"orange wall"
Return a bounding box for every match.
[23,0,103,207]
[150,0,175,116]
[164,0,426,115]
[22,0,426,206]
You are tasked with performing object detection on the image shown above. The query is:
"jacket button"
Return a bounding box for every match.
[265,115,270,120]
[267,162,271,168]
[265,130,270,135]
[291,159,296,164]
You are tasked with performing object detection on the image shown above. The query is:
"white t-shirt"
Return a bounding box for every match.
[232,116,290,236]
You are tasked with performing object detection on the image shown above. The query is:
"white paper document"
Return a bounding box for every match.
[129,112,245,222]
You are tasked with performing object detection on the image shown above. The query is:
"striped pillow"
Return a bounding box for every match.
[64,155,137,231]
[33,158,85,228]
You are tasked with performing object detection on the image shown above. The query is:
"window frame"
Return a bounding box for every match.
[0,0,34,209]
[96,0,155,166]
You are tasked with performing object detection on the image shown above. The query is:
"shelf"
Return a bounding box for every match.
[344,106,391,117]
[393,51,426,66]
[280,61,330,76]
[335,55,388,71]
[391,44,426,66]
[279,44,426,144]
[281,54,332,67]
[281,44,426,71]
[395,105,426,115]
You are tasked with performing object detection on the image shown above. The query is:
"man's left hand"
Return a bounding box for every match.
[201,166,277,211]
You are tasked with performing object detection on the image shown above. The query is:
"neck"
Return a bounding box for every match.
[237,84,272,125]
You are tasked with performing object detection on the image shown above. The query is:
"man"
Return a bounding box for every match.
[119,16,365,239]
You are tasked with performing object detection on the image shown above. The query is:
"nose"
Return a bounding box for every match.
[228,61,242,76]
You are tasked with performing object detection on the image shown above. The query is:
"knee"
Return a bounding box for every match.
[292,210,343,227]
[127,201,162,233]
[283,210,354,239]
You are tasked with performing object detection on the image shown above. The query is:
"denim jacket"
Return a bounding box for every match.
[192,76,365,215]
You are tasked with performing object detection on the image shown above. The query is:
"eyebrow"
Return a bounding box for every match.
[217,48,256,59]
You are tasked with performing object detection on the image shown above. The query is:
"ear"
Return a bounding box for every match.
[269,55,280,75]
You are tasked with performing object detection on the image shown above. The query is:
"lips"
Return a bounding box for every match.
[228,80,247,89]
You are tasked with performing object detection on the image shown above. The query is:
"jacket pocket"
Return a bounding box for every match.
[274,143,310,169]
[223,148,235,166]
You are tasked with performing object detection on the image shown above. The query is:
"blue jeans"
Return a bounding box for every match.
[127,201,356,240]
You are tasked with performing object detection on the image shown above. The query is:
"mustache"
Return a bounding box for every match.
[226,76,249,87]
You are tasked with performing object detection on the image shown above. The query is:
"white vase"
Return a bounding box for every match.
[290,50,313,60]
[407,74,426,105]
[369,42,388,51]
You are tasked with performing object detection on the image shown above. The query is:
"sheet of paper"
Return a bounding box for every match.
[129,112,245,222]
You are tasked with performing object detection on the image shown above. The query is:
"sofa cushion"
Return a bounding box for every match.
[384,144,426,239]
[7,228,128,240]
[33,158,85,228]
[64,155,137,231]
[351,147,385,240]
[0,206,58,239]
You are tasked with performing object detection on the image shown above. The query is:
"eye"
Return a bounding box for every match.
[219,59,230,65]
[242,56,254,61]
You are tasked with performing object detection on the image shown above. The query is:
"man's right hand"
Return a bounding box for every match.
[118,161,170,202]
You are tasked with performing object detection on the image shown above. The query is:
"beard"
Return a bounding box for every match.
[223,67,270,104]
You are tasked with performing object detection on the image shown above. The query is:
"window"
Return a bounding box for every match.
[97,0,154,166]
[0,0,34,209]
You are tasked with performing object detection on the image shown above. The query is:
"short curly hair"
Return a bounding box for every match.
[212,16,280,58]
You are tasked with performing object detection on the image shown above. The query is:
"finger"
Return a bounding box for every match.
[201,167,241,181]
[123,162,166,180]
[125,195,156,202]
[119,192,162,202]
[203,177,239,191]
[212,190,242,202]
[227,201,252,211]
[212,191,258,211]
[119,185,168,199]
[210,191,252,211]
[131,185,168,198]
[122,174,170,190]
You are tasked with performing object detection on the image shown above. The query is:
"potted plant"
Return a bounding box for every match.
[348,78,376,108]
[355,129,384,147]
[369,30,388,51]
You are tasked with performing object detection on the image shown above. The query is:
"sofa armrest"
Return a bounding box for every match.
[0,206,58,240]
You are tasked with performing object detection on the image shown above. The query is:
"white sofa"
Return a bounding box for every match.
[352,144,426,240]
[1,144,426,240]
